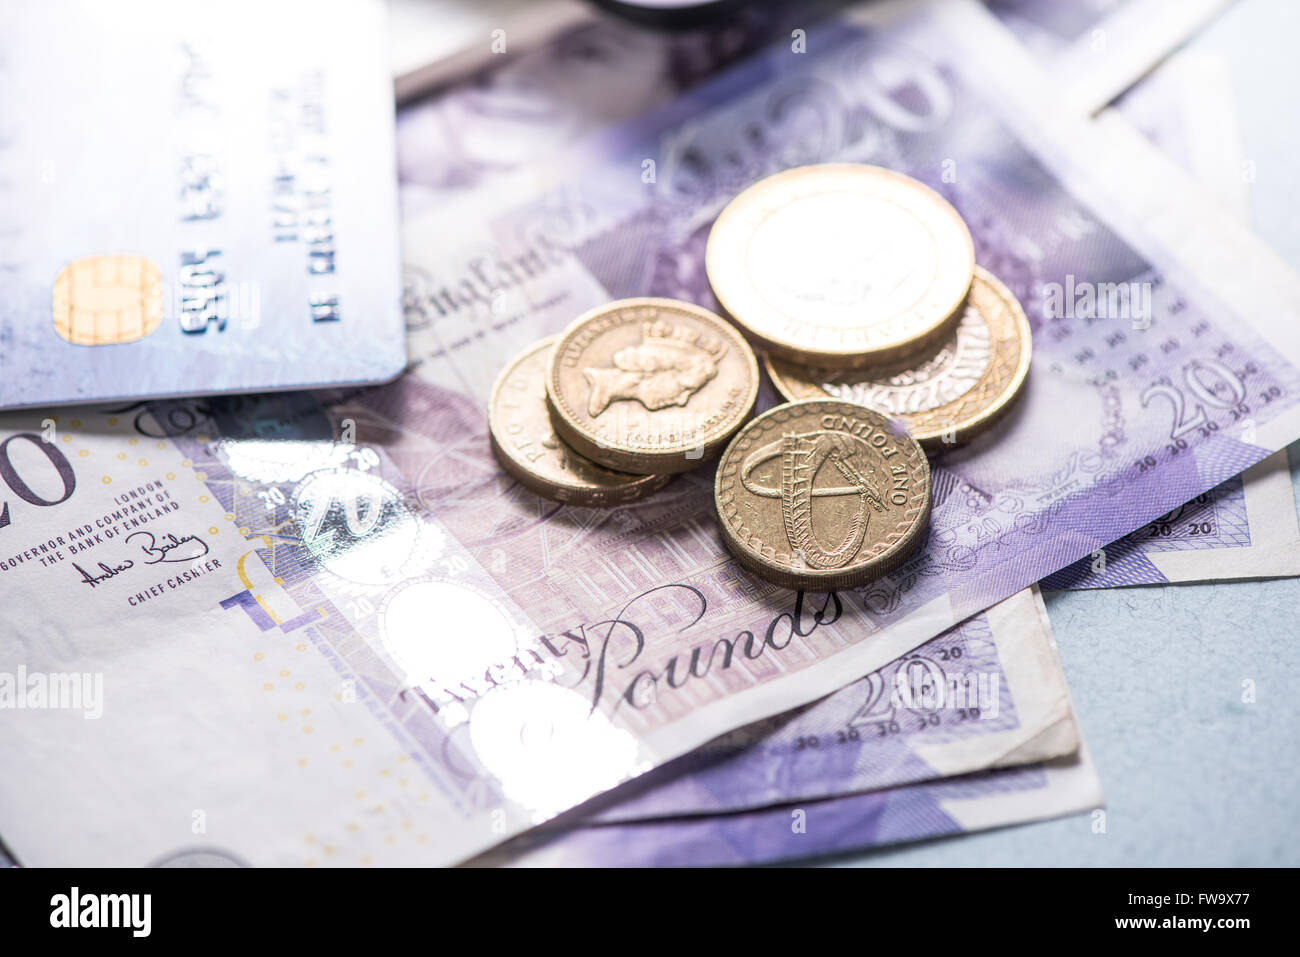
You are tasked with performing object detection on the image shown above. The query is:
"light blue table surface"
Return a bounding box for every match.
[845,0,1300,867]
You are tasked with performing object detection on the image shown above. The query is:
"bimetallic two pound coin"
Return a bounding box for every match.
[714,399,931,590]
[490,337,672,505]
[546,298,760,475]
[706,163,974,368]
[766,267,1032,448]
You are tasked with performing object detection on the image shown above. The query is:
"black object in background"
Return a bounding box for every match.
[589,0,742,29]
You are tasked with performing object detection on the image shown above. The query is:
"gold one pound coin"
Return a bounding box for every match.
[707,163,974,368]
[489,337,672,505]
[546,298,760,475]
[714,399,931,590]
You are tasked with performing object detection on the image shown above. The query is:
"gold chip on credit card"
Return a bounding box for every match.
[52,255,164,346]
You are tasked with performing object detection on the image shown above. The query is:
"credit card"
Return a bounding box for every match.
[0,0,405,410]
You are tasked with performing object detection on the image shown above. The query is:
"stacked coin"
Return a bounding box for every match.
[763,267,1033,449]
[488,297,761,505]
[705,164,1031,450]
[546,297,761,475]
[488,336,674,506]
[706,163,976,367]
[486,163,1032,592]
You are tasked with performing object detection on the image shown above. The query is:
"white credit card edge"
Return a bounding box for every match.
[392,0,597,104]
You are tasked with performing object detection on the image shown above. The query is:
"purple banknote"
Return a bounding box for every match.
[985,0,1231,112]
[574,587,1079,821]
[395,0,1300,596]
[394,0,847,221]
[1046,42,1300,589]
[1043,451,1300,588]
[399,0,1300,673]
[476,746,1102,866]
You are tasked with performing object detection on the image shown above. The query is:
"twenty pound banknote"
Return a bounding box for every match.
[3,0,1300,866]
[574,586,1081,822]
[477,748,1103,867]
[475,588,1103,866]
[986,0,1232,113]
[1046,39,1300,589]
[395,0,1300,594]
